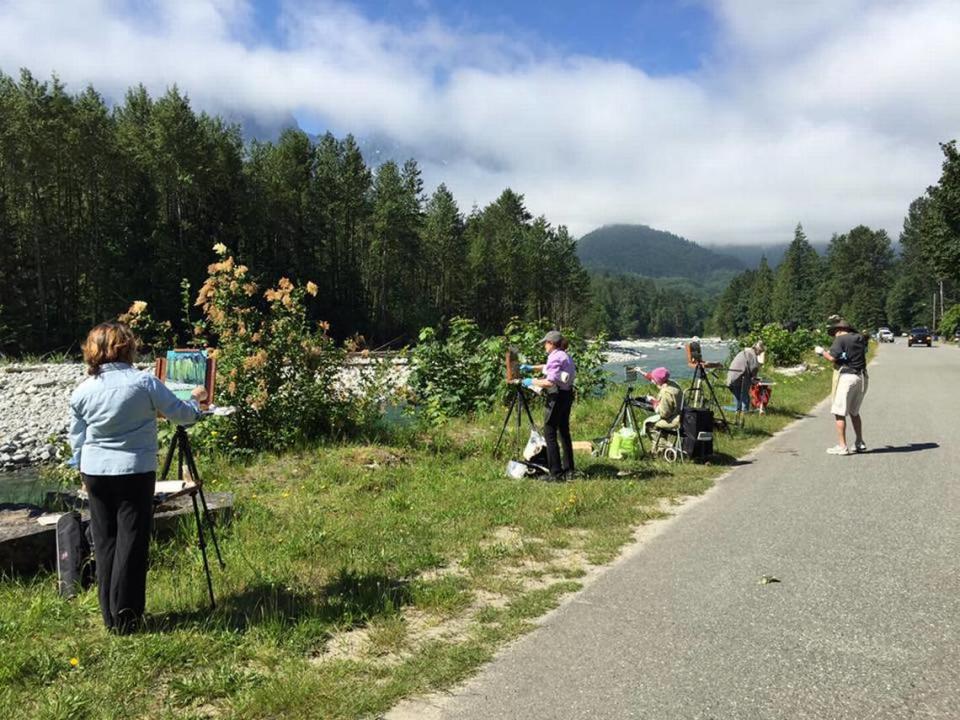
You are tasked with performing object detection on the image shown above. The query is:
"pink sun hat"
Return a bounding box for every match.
[644,367,670,385]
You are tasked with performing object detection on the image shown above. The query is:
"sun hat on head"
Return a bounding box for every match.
[827,316,853,335]
[644,367,670,385]
[539,330,563,345]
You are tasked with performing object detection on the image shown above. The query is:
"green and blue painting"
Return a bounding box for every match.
[165,350,208,400]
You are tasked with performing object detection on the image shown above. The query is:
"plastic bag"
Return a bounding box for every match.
[523,430,546,461]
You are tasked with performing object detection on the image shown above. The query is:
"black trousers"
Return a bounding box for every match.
[543,390,574,477]
[83,472,155,630]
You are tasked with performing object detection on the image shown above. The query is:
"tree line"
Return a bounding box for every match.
[0,69,590,354]
[712,138,960,337]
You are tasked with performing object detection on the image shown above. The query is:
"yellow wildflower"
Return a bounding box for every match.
[129,300,148,315]
[306,281,318,297]
[213,242,228,256]
[69,657,79,668]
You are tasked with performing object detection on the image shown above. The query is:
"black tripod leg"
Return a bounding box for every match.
[183,439,225,570]
[190,491,216,610]
[519,390,538,433]
[702,375,730,434]
[160,427,178,482]
[627,402,646,453]
[494,390,519,457]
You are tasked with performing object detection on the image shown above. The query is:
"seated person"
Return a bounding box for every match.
[640,367,682,447]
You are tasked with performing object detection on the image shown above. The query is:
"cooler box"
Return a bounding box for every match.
[681,408,713,460]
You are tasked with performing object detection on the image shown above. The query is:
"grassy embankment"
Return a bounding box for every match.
[1,360,832,720]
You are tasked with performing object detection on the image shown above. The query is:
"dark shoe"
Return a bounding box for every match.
[546,473,567,483]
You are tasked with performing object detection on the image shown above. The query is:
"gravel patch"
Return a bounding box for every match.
[0,358,411,472]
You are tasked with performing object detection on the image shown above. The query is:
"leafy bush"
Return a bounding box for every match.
[117,301,174,358]
[739,323,830,367]
[194,244,347,452]
[940,304,960,339]
[408,316,609,424]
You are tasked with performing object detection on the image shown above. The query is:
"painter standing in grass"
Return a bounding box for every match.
[68,322,206,633]
[816,317,868,455]
[521,331,576,481]
[726,340,765,424]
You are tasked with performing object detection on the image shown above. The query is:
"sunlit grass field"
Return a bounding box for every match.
[0,361,832,720]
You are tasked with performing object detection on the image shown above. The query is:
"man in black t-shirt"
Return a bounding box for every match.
[816,317,868,455]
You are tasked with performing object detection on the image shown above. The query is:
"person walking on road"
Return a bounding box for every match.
[816,317,868,455]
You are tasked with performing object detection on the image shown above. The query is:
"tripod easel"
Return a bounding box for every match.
[493,381,540,458]
[603,381,648,455]
[687,362,731,432]
[685,341,731,434]
[159,425,226,609]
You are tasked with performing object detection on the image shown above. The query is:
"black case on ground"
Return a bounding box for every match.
[681,408,714,460]
[56,511,95,598]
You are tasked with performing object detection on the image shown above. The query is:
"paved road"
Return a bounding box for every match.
[398,342,960,719]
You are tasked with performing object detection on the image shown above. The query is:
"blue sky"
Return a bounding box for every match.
[253,0,715,75]
[1,0,958,244]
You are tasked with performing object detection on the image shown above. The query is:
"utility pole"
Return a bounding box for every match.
[933,291,937,336]
[940,279,945,327]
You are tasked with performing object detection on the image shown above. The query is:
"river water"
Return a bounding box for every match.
[603,338,732,384]
[0,467,52,506]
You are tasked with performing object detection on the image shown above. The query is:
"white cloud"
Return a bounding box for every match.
[0,0,955,245]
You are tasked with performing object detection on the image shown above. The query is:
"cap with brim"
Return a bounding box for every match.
[539,330,563,345]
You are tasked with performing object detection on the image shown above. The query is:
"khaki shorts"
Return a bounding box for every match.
[831,372,867,417]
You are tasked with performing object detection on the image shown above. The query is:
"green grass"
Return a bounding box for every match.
[0,360,832,719]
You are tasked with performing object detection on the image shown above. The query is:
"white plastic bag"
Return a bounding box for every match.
[506,460,528,479]
[523,430,546,461]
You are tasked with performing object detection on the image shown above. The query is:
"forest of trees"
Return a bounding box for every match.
[581,273,712,338]
[712,138,960,337]
[0,70,589,354]
[4,68,960,353]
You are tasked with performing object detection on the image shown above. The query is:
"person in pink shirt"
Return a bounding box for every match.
[521,331,577,480]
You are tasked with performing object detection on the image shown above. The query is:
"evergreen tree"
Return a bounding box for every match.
[748,257,774,328]
[820,225,894,329]
[421,183,465,319]
[771,223,821,327]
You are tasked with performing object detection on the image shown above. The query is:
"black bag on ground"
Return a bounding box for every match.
[56,511,95,599]
[681,408,714,461]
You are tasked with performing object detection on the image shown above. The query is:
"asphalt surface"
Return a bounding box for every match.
[399,342,960,720]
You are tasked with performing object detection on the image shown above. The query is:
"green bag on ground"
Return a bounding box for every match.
[608,427,639,460]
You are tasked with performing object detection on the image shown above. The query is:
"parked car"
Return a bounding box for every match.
[877,327,894,343]
[908,327,933,347]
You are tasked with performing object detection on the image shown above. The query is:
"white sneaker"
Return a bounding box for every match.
[854,441,867,453]
[826,445,850,455]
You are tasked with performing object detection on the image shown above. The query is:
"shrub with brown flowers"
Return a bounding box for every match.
[117,301,174,358]
[194,244,347,452]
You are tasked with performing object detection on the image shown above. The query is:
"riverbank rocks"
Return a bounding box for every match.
[0,358,410,472]
[0,363,88,472]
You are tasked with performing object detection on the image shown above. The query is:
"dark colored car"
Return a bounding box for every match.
[908,327,932,347]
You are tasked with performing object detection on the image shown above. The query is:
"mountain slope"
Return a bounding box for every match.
[577,224,745,280]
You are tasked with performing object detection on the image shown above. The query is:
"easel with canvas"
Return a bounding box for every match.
[155,350,226,609]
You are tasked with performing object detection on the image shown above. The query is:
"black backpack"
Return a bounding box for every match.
[56,512,96,598]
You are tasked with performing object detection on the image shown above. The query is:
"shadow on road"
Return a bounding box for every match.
[866,442,939,455]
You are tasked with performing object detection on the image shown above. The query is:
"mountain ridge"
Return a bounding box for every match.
[576,223,746,281]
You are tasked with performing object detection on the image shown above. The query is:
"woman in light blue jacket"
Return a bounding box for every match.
[69,322,205,633]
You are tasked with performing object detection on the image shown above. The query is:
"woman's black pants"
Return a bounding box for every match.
[543,389,574,477]
[83,472,155,631]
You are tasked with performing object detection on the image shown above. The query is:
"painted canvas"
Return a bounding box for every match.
[164,350,208,401]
